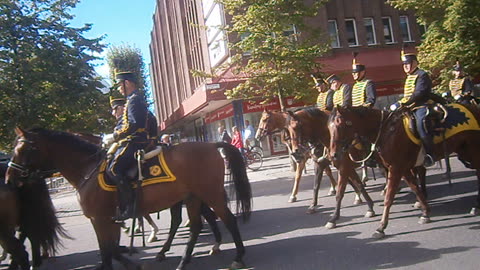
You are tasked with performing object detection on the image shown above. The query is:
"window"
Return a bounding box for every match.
[345,19,359,46]
[382,17,394,44]
[364,18,377,45]
[327,20,340,48]
[399,16,412,42]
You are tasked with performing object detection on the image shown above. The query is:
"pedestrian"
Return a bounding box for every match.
[231,126,244,153]
[218,125,232,143]
[243,120,255,148]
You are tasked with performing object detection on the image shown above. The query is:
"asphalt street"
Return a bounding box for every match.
[1,155,479,270]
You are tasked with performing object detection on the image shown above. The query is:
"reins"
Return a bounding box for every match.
[348,110,386,163]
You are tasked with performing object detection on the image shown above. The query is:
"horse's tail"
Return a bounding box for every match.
[215,142,252,222]
[18,178,71,255]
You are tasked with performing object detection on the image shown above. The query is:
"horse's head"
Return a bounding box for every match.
[287,111,310,163]
[256,109,283,140]
[328,106,358,162]
[6,127,55,187]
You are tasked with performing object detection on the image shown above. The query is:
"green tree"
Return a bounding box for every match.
[217,0,329,110]
[0,0,112,151]
[106,44,148,93]
[389,0,480,90]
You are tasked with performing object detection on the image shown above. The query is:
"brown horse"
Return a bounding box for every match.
[255,109,337,210]
[328,105,480,238]
[286,108,375,228]
[73,132,222,247]
[7,127,252,270]
[1,162,65,270]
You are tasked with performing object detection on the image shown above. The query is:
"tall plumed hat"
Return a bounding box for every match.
[115,71,136,82]
[325,74,340,84]
[352,52,365,73]
[109,96,126,109]
[401,44,417,64]
[453,58,463,71]
[311,74,325,87]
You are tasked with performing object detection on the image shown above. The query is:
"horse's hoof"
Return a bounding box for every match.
[365,211,375,218]
[306,206,317,214]
[353,198,363,205]
[413,201,422,209]
[325,222,336,229]
[470,207,479,215]
[230,260,246,269]
[418,216,430,224]
[288,196,297,203]
[380,190,385,196]
[327,190,336,196]
[209,243,221,255]
[147,235,158,243]
[372,230,385,239]
[156,253,166,262]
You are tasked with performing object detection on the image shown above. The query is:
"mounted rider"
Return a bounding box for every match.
[325,74,352,111]
[312,74,332,111]
[389,48,439,167]
[448,59,476,105]
[103,71,149,222]
[351,52,376,107]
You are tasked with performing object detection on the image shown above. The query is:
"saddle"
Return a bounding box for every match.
[405,103,446,139]
[99,143,176,192]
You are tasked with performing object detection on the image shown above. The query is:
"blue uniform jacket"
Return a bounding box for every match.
[114,90,148,141]
[403,68,432,106]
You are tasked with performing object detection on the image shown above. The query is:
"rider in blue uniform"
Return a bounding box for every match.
[390,50,436,167]
[104,72,149,222]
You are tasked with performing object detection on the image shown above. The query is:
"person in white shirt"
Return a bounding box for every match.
[243,120,255,148]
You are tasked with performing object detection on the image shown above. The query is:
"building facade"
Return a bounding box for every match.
[149,0,423,156]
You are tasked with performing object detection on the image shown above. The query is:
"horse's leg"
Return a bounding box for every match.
[211,203,246,269]
[0,230,29,270]
[201,203,222,255]
[91,218,136,270]
[348,167,375,218]
[361,163,369,183]
[373,170,402,239]
[325,166,349,229]
[403,171,430,224]
[348,177,363,205]
[144,214,159,243]
[472,169,480,215]
[325,164,337,196]
[30,237,43,269]
[176,197,203,270]
[307,161,323,214]
[156,201,183,261]
[289,160,306,203]
[413,166,427,209]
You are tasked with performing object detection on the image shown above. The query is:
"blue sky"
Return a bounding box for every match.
[70,0,157,82]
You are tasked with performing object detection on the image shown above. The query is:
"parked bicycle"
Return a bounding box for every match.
[243,147,263,171]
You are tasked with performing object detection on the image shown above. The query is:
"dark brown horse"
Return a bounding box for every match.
[255,109,337,211]
[1,162,66,270]
[286,108,375,228]
[7,127,252,270]
[328,105,480,238]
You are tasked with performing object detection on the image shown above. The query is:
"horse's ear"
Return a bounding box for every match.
[15,127,26,137]
[263,108,268,113]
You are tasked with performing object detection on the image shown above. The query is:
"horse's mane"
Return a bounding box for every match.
[300,107,326,118]
[17,178,70,255]
[29,128,100,154]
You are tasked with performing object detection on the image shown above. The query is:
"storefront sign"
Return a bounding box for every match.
[243,97,306,113]
[205,103,234,124]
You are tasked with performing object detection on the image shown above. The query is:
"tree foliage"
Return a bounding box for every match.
[217,0,329,110]
[0,0,112,151]
[388,0,480,90]
[106,44,148,94]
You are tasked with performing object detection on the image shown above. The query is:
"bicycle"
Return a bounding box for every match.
[245,139,264,157]
[243,147,263,171]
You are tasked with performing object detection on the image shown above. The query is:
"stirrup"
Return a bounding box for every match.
[423,154,435,168]
[113,207,134,223]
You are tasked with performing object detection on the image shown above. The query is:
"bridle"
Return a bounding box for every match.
[8,139,57,180]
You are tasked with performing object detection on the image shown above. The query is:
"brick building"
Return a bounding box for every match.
[149,0,424,156]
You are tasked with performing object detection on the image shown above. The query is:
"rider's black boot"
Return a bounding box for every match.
[421,136,435,167]
[113,176,135,223]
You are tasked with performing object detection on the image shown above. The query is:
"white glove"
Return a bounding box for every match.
[454,94,462,100]
[389,102,401,111]
[102,133,115,146]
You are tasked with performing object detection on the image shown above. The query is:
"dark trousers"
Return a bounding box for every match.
[414,106,434,156]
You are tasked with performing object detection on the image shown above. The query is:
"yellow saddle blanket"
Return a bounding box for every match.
[403,103,480,145]
[98,151,176,192]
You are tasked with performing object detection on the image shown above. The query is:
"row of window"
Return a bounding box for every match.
[328,16,414,48]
